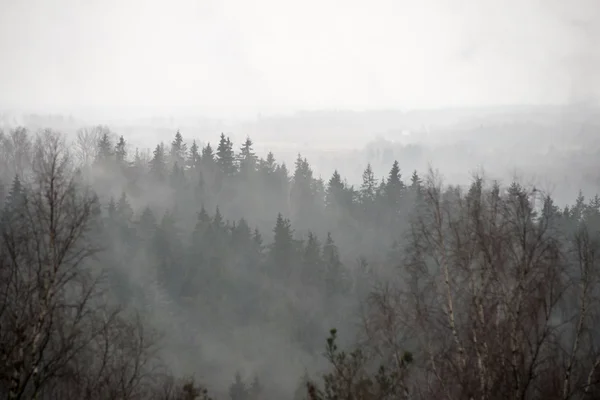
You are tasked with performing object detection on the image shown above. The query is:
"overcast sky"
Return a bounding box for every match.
[0,0,598,117]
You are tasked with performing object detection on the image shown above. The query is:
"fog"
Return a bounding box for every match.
[1,1,600,399]
[1,0,599,114]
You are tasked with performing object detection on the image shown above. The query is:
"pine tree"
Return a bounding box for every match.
[0,178,5,212]
[202,143,215,164]
[149,143,167,182]
[195,172,206,203]
[250,227,264,268]
[137,206,157,241]
[325,170,344,210]
[191,205,211,248]
[410,170,422,191]
[359,163,377,204]
[154,209,184,292]
[115,135,127,165]
[260,152,276,174]
[270,213,294,272]
[385,160,405,210]
[229,372,248,400]
[249,376,263,400]
[252,228,263,249]
[171,130,188,166]
[133,148,144,171]
[238,136,257,176]
[187,140,201,169]
[232,217,252,250]
[571,190,586,222]
[107,197,117,221]
[2,174,25,222]
[96,131,114,163]
[313,176,327,210]
[275,163,290,194]
[216,133,236,176]
[302,231,323,287]
[169,162,186,191]
[323,232,344,296]
[291,155,317,220]
[213,206,224,231]
[116,191,133,221]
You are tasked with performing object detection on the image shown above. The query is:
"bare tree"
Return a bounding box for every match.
[350,170,600,400]
[0,127,33,181]
[0,130,171,399]
[74,126,102,168]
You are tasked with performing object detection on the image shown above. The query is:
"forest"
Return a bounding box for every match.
[1,125,600,400]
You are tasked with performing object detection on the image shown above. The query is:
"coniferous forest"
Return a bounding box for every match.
[2,126,600,400]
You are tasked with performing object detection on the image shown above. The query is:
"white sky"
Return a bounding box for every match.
[0,0,598,117]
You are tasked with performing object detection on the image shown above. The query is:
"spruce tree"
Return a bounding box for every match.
[202,143,215,164]
[187,139,201,169]
[359,163,377,204]
[229,372,248,400]
[261,151,276,174]
[170,130,187,166]
[169,162,186,191]
[325,170,344,210]
[117,191,133,221]
[302,231,323,287]
[270,213,294,272]
[238,136,257,176]
[107,197,117,221]
[323,232,343,295]
[115,135,127,165]
[249,376,263,400]
[149,143,167,182]
[0,178,5,212]
[96,130,114,163]
[137,206,157,242]
[2,174,25,222]
[216,133,236,176]
[385,160,405,210]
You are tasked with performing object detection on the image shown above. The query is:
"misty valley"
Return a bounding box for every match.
[1,124,600,400]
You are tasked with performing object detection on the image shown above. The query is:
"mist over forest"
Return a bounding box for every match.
[2,0,600,399]
[2,107,600,399]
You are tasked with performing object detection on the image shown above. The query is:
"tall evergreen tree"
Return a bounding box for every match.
[323,232,344,296]
[137,206,157,242]
[291,154,318,222]
[229,372,248,400]
[170,130,187,167]
[169,162,186,191]
[149,143,167,182]
[359,163,377,204]
[325,170,344,210]
[238,136,257,177]
[187,139,201,170]
[202,143,215,164]
[270,213,294,273]
[216,133,236,176]
[115,135,127,165]
[2,174,25,222]
[96,131,114,163]
[260,152,277,175]
[116,191,134,222]
[0,178,5,212]
[385,160,405,210]
[107,197,117,221]
[302,231,323,287]
[249,376,263,400]
[410,169,422,191]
